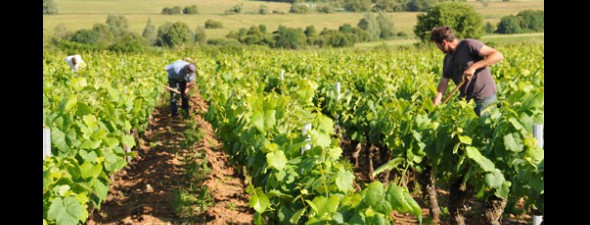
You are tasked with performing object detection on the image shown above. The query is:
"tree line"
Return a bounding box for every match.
[44,2,543,52]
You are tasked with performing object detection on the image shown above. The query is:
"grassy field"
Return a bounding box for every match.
[352,32,544,50]
[43,0,543,42]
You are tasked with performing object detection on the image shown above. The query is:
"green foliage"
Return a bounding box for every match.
[70,29,100,45]
[43,51,167,224]
[344,0,372,12]
[204,19,224,29]
[207,38,241,46]
[376,11,395,39]
[259,5,270,14]
[108,32,147,53]
[406,0,439,12]
[197,45,543,225]
[373,0,405,12]
[358,13,381,41]
[52,23,70,42]
[414,2,483,42]
[319,28,355,47]
[162,6,182,15]
[43,0,59,15]
[106,14,129,37]
[225,4,243,14]
[183,5,199,14]
[485,22,496,34]
[516,10,544,32]
[290,3,311,14]
[305,25,317,38]
[259,24,267,33]
[496,10,543,34]
[91,23,114,44]
[156,22,193,47]
[274,25,307,49]
[316,4,334,13]
[227,25,274,46]
[142,18,157,44]
[496,16,521,34]
[305,25,319,45]
[194,26,207,44]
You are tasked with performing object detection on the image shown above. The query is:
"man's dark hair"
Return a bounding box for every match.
[430,26,456,44]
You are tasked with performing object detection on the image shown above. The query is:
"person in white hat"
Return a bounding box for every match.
[164,59,197,119]
[65,55,86,72]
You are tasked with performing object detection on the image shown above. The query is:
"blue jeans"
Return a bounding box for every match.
[474,95,497,117]
[169,79,188,118]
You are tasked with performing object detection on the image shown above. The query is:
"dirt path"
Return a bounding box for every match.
[87,91,253,225]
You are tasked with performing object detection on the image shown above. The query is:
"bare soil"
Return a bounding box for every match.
[86,91,253,225]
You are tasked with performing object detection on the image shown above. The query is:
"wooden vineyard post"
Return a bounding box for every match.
[532,124,543,225]
[43,128,51,160]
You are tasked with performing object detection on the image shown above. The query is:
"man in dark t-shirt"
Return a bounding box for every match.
[430,26,504,117]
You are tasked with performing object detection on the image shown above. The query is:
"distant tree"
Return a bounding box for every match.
[516,10,543,32]
[53,23,70,41]
[259,5,270,14]
[319,29,354,47]
[242,25,269,45]
[305,25,317,37]
[484,22,496,34]
[376,11,395,39]
[317,4,334,13]
[106,14,129,37]
[227,28,246,41]
[496,15,521,34]
[225,4,243,14]
[274,26,307,49]
[344,0,372,12]
[205,20,224,29]
[109,32,147,53]
[183,5,199,14]
[406,0,437,12]
[156,22,173,45]
[162,6,182,15]
[142,18,157,43]
[71,29,100,45]
[327,0,345,8]
[352,27,372,42]
[259,24,267,33]
[358,13,381,40]
[92,23,115,45]
[290,4,310,14]
[305,25,318,45]
[372,0,402,12]
[414,2,483,42]
[157,22,192,47]
[43,0,58,14]
[194,26,207,44]
[339,24,355,34]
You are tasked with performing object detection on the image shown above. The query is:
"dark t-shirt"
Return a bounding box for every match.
[442,39,497,101]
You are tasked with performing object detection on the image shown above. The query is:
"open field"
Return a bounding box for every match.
[43,0,543,42]
[352,32,544,50]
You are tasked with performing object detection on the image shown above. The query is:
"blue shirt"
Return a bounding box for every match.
[165,60,195,82]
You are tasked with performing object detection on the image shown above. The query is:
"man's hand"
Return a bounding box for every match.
[183,88,189,98]
[463,66,476,81]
